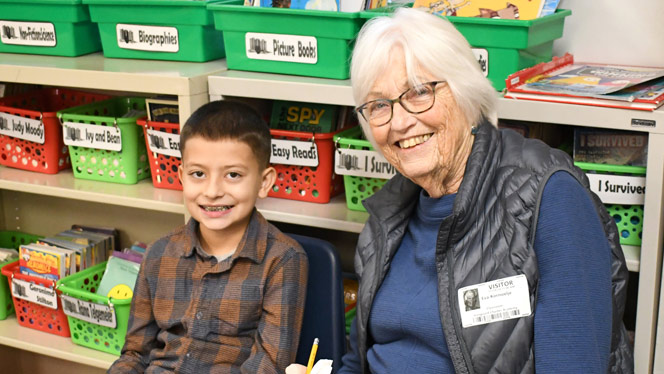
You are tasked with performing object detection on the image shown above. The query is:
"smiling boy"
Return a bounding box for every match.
[109,100,308,374]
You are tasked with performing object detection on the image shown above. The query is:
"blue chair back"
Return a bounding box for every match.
[289,234,346,373]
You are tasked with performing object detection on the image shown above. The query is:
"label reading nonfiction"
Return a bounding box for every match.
[61,294,117,328]
[0,112,45,144]
[147,129,181,158]
[62,122,122,152]
[334,147,397,179]
[0,21,56,47]
[472,48,489,77]
[12,278,58,309]
[270,139,319,167]
[246,32,318,64]
[116,24,179,53]
[586,173,645,205]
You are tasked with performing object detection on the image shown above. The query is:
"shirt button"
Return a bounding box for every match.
[186,353,191,358]
[196,311,203,320]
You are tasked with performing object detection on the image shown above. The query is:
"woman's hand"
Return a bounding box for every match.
[285,363,307,374]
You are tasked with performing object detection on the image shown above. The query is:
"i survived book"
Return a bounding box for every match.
[505,54,664,111]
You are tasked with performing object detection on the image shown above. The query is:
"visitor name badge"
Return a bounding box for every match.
[458,274,531,328]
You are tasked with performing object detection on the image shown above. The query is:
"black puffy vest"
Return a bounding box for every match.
[356,122,633,373]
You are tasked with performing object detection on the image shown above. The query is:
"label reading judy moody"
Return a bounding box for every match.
[116,24,179,53]
[0,21,56,47]
[0,112,45,144]
[246,32,317,64]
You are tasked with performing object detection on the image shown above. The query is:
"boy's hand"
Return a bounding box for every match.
[285,363,307,374]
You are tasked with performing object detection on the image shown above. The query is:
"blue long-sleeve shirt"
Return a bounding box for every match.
[338,171,612,373]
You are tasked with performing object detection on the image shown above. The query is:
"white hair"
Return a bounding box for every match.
[350,7,497,146]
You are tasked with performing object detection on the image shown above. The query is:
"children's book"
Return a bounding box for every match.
[19,243,73,281]
[538,0,560,17]
[260,0,339,10]
[414,0,544,19]
[96,256,141,300]
[270,101,339,133]
[71,224,119,252]
[39,237,89,272]
[505,54,664,111]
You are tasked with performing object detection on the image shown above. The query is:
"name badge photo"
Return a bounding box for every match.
[458,274,532,328]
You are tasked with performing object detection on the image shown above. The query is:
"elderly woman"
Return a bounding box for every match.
[288,7,633,374]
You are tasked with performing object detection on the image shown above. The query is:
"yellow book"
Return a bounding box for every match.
[413,0,544,20]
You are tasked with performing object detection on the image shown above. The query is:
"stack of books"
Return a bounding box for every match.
[505,53,664,111]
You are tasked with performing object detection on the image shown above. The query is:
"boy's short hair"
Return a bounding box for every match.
[180,101,272,169]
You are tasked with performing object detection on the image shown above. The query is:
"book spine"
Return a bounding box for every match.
[505,53,574,90]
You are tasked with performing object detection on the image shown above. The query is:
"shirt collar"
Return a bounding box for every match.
[181,209,268,264]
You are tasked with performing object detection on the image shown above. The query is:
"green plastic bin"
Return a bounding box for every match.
[0,230,43,320]
[361,6,571,91]
[0,0,101,56]
[56,261,132,355]
[83,0,242,62]
[209,5,365,79]
[57,97,151,184]
[333,126,389,212]
[575,162,646,246]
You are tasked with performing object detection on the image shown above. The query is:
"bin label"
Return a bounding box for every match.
[0,112,45,144]
[11,278,58,310]
[61,294,117,328]
[116,24,179,53]
[246,32,318,64]
[472,48,488,77]
[147,129,181,158]
[586,173,645,205]
[62,122,122,152]
[270,138,319,167]
[0,21,56,47]
[335,147,396,179]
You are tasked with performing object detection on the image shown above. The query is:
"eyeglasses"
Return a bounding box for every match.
[355,81,446,128]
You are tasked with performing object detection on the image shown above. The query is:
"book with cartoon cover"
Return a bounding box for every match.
[260,0,339,10]
[414,0,544,19]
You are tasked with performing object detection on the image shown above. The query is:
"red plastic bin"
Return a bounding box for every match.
[1,261,70,337]
[0,88,111,174]
[137,118,182,191]
[269,128,344,204]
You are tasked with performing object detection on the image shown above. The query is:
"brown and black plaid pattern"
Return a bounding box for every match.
[108,210,308,374]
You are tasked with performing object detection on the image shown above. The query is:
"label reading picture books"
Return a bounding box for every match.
[116,24,179,53]
[0,21,56,47]
[458,274,532,328]
[472,48,488,77]
[62,122,122,152]
[11,278,58,310]
[334,148,397,179]
[270,139,319,167]
[0,112,45,144]
[61,294,117,329]
[147,129,181,158]
[246,33,317,64]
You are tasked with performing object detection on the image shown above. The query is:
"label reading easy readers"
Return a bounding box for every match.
[147,129,181,158]
[116,24,179,53]
[63,122,122,152]
[61,294,117,328]
[270,139,319,167]
[246,32,318,64]
[0,21,56,47]
[11,278,58,309]
[458,274,532,328]
[0,112,45,144]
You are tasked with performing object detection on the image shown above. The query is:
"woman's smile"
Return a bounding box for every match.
[396,133,434,149]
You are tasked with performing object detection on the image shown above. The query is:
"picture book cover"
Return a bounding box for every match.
[19,244,68,281]
[39,237,88,272]
[96,256,141,300]
[270,101,338,133]
[538,0,560,17]
[414,0,544,19]
[260,0,339,11]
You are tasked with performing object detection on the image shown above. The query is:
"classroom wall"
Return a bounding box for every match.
[554,1,664,67]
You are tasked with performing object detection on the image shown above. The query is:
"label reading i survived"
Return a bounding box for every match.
[116,24,179,53]
[61,294,117,329]
[11,278,58,309]
[270,139,319,167]
[147,129,181,158]
[62,122,122,152]
[0,21,56,46]
[458,274,532,328]
[246,32,317,64]
[334,148,397,179]
[0,112,45,144]
[586,173,645,205]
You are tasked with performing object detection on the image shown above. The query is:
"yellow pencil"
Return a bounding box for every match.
[305,338,319,374]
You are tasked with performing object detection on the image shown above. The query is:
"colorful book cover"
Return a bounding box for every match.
[96,256,141,300]
[414,0,544,19]
[19,244,67,281]
[270,101,338,133]
[538,0,560,17]
[39,237,88,272]
[260,0,339,10]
